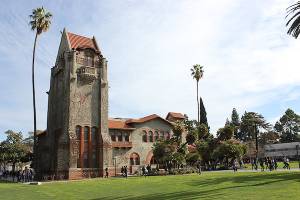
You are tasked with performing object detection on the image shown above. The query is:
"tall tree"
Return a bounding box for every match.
[286,1,300,38]
[190,64,204,123]
[29,7,52,171]
[200,97,208,127]
[231,108,241,140]
[240,112,270,159]
[274,108,300,143]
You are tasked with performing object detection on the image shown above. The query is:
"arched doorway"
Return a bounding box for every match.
[129,152,140,174]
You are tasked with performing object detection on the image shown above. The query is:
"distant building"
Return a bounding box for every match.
[264,142,300,158]
[36,29,186,180]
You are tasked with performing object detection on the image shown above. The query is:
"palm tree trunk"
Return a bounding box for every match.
[32,32,38,172]
[196,81,199,123]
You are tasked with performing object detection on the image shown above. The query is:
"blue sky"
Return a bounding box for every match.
[0,0,300,141]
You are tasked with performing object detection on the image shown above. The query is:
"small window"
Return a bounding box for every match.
[111,132,116,142]
[149,131,153,142]
[130,158,134,165]
[124,133,129,142]
[84,126,89,141]
[166,132,170,140]
[117,132,122,141]
[91,127,97,145]
[135,157,140,165]
[154,131,159,141]
[160,131,165,140]
[142,131,147,142]
[75,126,81,140]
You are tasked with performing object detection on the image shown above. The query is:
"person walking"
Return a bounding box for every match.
[105,168,109,178]
[124,166,128,178]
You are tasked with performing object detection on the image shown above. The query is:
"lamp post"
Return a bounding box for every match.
[296,145,300,169]
[113,156,117,176]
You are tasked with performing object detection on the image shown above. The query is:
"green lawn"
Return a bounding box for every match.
[1,171,299,200]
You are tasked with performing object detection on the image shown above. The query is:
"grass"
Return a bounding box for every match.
[0,171,300,200]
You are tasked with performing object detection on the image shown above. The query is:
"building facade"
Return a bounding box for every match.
[37,30,186,180]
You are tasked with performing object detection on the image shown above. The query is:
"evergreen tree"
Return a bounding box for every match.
[200,97,208,128]
[231,108,241,140]
[274,108,300,143]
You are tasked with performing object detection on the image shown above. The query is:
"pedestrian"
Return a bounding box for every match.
[233,159,238,172]
[105,167,109,178]
[121,166,124,177]
[124,166,128,178]
[142,166,146,177]
[286,158,290,170]
[259,159,264,172]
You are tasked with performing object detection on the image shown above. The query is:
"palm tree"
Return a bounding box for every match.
[286,1,300,38]
[29,7,52,170]
[190,64,204,123]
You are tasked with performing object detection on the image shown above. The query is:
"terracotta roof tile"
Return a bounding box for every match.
[108,119,135,130]
[167,112,186,119]
[126,114,173,126]
[67,32,97,50]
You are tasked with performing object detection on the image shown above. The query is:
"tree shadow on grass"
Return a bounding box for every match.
[89,173,300,200]
[90,190,224,200]
[185,172,300,188]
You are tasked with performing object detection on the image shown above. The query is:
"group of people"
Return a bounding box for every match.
[0,167,33,182]
[141,165,153,177]
[121,166,128,178]
[250,157,291,171]
[258,157,278,171]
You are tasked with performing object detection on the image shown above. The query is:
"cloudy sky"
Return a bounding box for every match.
[0,0,300,140]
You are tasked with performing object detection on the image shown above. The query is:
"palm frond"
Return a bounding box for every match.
[286,2,300,38]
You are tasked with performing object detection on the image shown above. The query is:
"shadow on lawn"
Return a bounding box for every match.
[186,172,300,187]
[90,190,223,200]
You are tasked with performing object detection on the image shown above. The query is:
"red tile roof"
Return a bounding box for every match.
[108,119,135,130]
[126,114,173,126]
[166,112,186,119]
[67,32,98,50]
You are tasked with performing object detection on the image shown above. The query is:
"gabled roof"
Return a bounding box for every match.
[166,112,186,120]
[108,119,135,130]
[67,32,98,51]
[126,114,173,126]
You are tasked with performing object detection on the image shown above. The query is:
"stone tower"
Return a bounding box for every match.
[37,29,110,179]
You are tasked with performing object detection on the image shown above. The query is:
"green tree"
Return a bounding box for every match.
[200,97,208,127]
[197,123,209,140]
[274,108,300,143]
[240,112,270,159]
[190,64,204,123]
[286,1,300,38]
[29,7,52,170]
[217,125,234,141]
[231,108,241,140]
[259,131,280,145]
[1,131,29,172]
[212,139,246,169]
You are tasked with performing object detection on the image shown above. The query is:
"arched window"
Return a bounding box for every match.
[91,127,97,145]
[166,132,170,140]
[160,131,165,140]
[142,130,147,142]
[154,131,159,141]
[75,126,81,140]
[84,126,89,141]
[149,131,153,142]
[111,131,116,141]
[83,126,89,168]
[117,132,122,141]
[150,156,157,164]
[124,132,129,142]
[130,153,140,165]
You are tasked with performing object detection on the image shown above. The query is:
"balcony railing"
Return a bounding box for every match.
[77,66,97,82]
[111,141,132,148]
